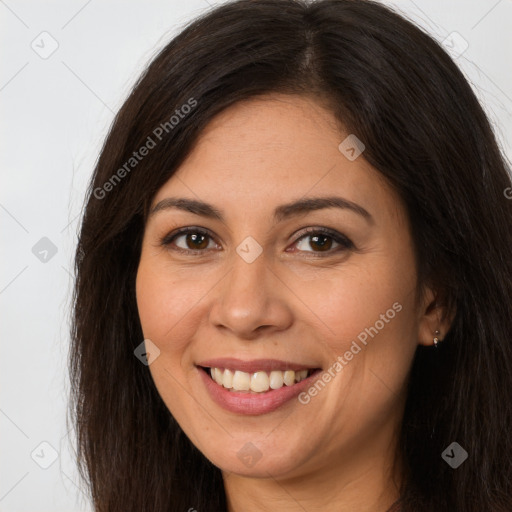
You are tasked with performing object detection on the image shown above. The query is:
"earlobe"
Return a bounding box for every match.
[417,286,455,347]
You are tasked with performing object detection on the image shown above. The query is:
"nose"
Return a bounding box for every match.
[208,246,294,340]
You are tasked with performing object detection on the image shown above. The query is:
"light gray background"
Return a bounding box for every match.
[1,1,511,511]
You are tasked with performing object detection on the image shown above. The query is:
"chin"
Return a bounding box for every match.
[203,437,313,479]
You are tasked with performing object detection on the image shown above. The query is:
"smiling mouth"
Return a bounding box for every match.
[199,366,322,393]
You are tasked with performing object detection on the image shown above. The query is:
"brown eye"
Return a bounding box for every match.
[161,228,218,253]
[306,234,333,252]
[292,228,354,254]
[183,232,209,250]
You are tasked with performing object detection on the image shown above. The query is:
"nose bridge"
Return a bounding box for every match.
[209,240,292,337]
[224,244,270,316]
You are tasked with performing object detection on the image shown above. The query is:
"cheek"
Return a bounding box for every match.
[135,261,204,421]
[292,259,415,344]
[135,260,203,355]
[301,268,417,433]
[324,265,418,397]
[297,262,419,407]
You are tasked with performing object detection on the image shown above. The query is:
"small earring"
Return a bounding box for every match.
[433,329,441,347]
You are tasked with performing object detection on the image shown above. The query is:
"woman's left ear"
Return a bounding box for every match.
[417,286,455,347]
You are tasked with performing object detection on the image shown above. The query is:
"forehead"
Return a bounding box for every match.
[151,94,403,225]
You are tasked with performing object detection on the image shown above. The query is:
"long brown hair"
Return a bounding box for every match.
[69,1,512,510]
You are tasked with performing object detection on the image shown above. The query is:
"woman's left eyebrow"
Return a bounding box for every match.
[274,196,373,224]
[150,195,373,224]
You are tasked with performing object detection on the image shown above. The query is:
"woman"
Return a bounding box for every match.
[69,1,512,510]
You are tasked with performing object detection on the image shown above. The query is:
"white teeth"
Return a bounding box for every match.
[208,367,313,393]
[250,371,270,392]
[269,370,284,389]
[283,370,295,386]
[297,369,308,381]
[232,370,251,391]
[223,368,234,389]
[213,367,224,386]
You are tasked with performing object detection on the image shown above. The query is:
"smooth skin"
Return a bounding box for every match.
[136,94,452,512]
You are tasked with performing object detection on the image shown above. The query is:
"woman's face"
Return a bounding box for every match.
[136,94,434,480]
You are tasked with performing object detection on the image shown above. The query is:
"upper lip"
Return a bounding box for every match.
[197,358,321,373]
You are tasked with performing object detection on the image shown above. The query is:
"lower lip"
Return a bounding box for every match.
[198,367,321,415]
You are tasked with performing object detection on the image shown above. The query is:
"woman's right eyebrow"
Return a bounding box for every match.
[149,196,373,225]
[150,197,223,220]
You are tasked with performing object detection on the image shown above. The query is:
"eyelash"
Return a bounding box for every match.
[160,226,355,256]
